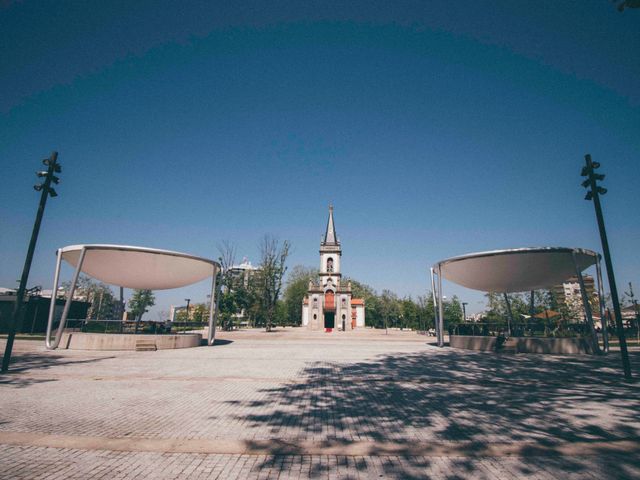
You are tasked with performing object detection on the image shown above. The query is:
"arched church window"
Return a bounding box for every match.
[326,257,333,272]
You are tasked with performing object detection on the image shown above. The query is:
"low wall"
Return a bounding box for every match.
[58,332,202,351]
[450,335,595,354]
[450,335,497,352]
[514,336,594,354]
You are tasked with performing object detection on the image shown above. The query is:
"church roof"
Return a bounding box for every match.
[323,205,338,245]
[351,298,365,305]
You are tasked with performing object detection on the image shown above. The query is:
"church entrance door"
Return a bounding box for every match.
[324,312,335,329]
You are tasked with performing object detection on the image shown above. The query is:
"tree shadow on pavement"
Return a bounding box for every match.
[0,352,114,388]
[233,347,640,479]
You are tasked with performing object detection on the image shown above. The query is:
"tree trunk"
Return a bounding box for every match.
[266,307,272,332]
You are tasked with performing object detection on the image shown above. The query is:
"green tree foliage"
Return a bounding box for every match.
[62,275,120,320]
[443,295,463,327]
[274,300,288,327]
[215,240,263,329]
[173,310,188,322]
[216,240,240,330]
[218,290,237,329]
[481,290,597,336]
[417,295,436,331]
[400,297,418,330]
[379,290,400,330]
[217,284,257,329]
[191,303,208,323]
[546,290,560,311]
[128,289,155,321]
[346,278,377,300]
[173,303,210,323]
[484,292,538,324]
[283,266,318,326]
[343,277,380,327]
[341,277,436,331]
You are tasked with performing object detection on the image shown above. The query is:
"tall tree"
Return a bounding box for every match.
[217,240,239,330]
[343,277,380,327]
[275,300,288,327]
[416,294,435,331]
[217,240,237,289]
[400,297,418,330]
[62,275,118,320]
[257,235,290,332]
[128,289,155,321]
[283,265,318,326]
[379,289,400,332]
[444,295,463,327]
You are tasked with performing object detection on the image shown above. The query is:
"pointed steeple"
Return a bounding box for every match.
[323,205,338,245]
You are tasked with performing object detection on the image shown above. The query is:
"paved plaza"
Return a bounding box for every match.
[1,328,639,479]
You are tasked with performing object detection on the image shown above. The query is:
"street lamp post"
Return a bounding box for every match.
[462,302,468,322]
[2,152,61,372]
[581,154,632,380]
[184,298,191,321]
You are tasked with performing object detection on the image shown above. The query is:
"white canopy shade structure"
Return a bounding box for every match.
[45,245,221,349]
[437,247,597,293]
[430,247,607,351]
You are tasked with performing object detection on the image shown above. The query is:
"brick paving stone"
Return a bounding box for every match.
[1,330,640,479]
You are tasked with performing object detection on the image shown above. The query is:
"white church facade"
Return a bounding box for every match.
[301,206,365,331]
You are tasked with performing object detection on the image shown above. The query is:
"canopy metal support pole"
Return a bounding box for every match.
[213,272,222,337]
[430,267,438,342]
[528,290,535,334]
[595,255,609,352]
[44,249,62,349]
[529,290,535,317]
[118,286,124,333]
[46,247,86,350]
[503,293,514,336]
[437,265,445,347]
[207,268,218,346]
[572,251,600,354]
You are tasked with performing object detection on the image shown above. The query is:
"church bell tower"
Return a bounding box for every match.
[319,205,341,290]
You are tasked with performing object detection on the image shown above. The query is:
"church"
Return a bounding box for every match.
[301,206,366,331]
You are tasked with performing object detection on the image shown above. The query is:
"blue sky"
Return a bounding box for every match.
[1,1,639,315]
